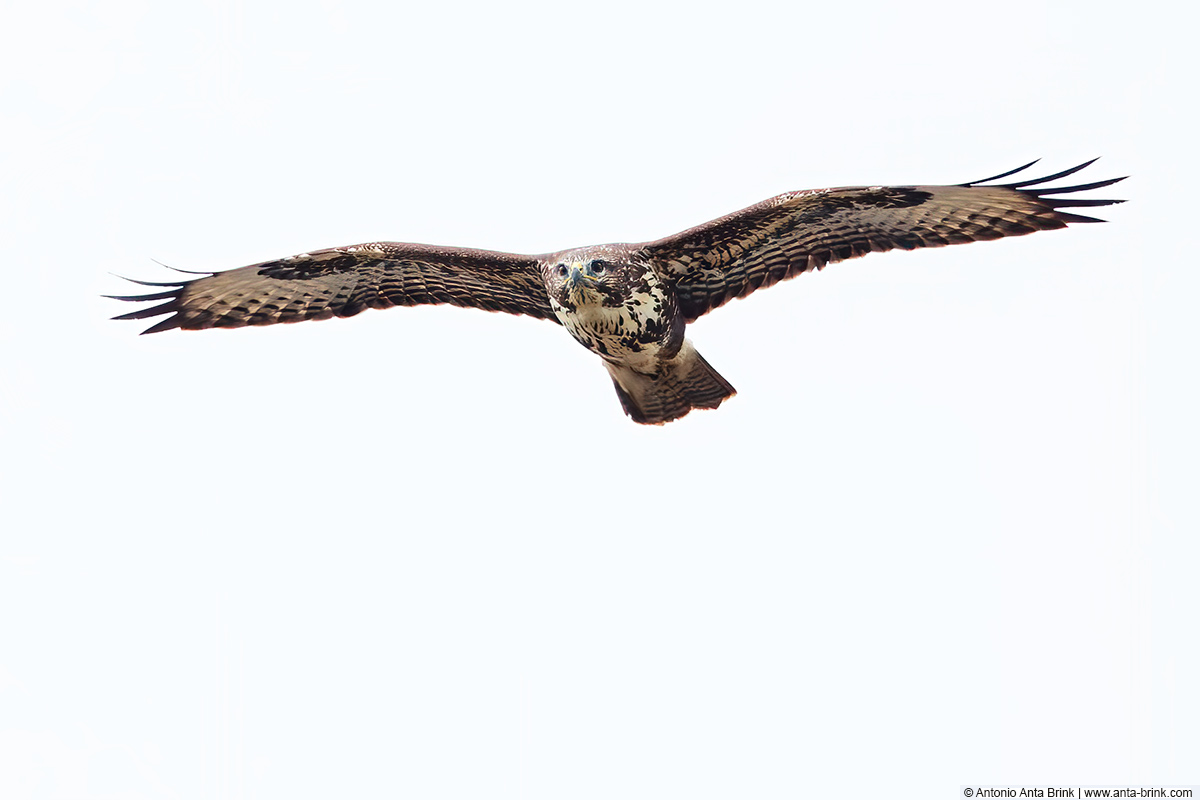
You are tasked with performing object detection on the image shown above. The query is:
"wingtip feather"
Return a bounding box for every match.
[111,301,178,321]
[102,290,180,302]
[1026,175,1128,195]
[139,317,184,334]
[962,159,1041,186]
[964,158,1127,223]
[149,258,212,276]
[1003,158,1101,189]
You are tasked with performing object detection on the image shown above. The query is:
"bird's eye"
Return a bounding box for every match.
[591,260,607,276]
[555,264,568,278]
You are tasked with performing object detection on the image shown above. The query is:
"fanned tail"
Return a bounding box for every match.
[603,341,736,425]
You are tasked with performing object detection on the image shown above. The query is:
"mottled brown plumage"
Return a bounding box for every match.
[110,160,1125,424]
[109,243,554,333]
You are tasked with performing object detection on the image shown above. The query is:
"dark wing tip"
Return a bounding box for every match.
[108,297,182,329]
[106,272,196,333]
[150,259,212,275]
[962,159,1042,186]
[965,158,1127,222]
[102,289,180,303]
[1054,211,1110,224]
[1023,175,1129,196]
[962,158,1105,188]
[137,316,185,335]
[1002,157,1101,188]
[108,272,189,288]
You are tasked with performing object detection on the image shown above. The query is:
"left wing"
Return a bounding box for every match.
[641,160,1126,322]
[109,242,556,334]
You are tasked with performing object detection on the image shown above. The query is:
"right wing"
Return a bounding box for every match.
[108,242,557,334]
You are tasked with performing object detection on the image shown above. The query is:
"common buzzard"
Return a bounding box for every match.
[110,160,1125,424]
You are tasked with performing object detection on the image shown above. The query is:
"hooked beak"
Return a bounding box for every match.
[568,263,596,289]
[565,263,600,304]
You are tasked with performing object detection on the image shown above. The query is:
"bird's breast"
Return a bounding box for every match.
[551,280,682,369]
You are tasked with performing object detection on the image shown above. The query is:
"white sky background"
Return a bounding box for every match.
[1,0,1195,797]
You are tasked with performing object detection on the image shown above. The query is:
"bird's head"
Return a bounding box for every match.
[543,247,634,310]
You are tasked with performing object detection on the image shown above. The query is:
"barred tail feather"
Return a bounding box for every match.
[603,341,736,425]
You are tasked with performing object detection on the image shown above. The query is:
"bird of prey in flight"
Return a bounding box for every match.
[109,159,1124,424]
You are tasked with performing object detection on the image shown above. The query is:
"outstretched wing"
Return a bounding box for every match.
[109,242,556,334]
[643,160,1126,322]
